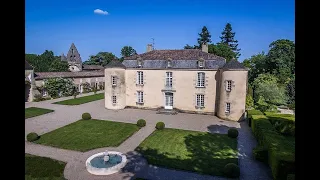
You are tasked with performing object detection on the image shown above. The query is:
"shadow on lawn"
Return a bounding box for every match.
[127,133,238,178]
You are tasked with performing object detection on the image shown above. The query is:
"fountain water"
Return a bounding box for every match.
[86,150,127,175]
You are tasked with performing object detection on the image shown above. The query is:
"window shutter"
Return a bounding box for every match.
[232,80,235,88]
[224,80,227,91]
[136,72,139,84]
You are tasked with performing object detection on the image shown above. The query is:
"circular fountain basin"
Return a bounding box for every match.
[86,151,127,175]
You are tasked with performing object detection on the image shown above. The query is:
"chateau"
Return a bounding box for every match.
[104,44,248,121]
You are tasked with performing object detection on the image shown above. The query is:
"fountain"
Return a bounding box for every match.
[86,150,127,175]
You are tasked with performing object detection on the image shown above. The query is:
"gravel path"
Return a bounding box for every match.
[25,94,272,180]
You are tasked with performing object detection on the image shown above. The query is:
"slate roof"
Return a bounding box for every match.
[25,60,33,70]
[122,59,225,69]
[105,60,126,69]
[82,65,104,70]
[222,59,248,70]
[34,71,104,80]
[124,49,225,60]
[121,49,226,69]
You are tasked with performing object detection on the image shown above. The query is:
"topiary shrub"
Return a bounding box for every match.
[27,132,40,142]
[228,128,239,138]
[82,112,91,120]
[155,122,165,130]
[253,145,268,164]
[137,119,146,127]
[223,163,240,178]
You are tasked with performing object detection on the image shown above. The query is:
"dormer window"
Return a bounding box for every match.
[167,58,172,68]
[137,57,143,68]
[198,58,205,68]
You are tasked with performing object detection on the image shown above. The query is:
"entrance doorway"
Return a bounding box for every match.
[164,92,173,109]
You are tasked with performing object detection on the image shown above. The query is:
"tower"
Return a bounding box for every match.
[66,43,82,72]
[217,60,248,121]
[104,60,126,110]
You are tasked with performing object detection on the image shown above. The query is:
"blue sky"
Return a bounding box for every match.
[25,0,294,62]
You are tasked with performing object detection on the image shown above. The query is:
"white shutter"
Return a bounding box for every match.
[136,72,139,84]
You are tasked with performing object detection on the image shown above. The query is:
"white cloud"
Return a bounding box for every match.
[93,9,109,15]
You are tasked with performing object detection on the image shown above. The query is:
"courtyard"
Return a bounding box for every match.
[25,92,272,180]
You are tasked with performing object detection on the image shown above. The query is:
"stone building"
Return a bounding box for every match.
[25,43,105,102]
[104,44,248,121]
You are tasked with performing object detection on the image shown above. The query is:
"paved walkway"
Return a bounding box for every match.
[25,94,272,180]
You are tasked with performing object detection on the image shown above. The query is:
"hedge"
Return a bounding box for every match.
[247,109,263,127]
[265,113,295,136]
[251,115,295,180]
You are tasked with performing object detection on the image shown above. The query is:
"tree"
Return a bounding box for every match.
[286,75,295,104]
[242,52,267,84]
[49,60,69,72]
[197,26,212,47]
[208,43,236,62]
[253,74,288,105]
[83,52,116,66]
[25,50,56,72]
[83,52,117,66]
[265,39,295,84]
[44,78,75,98]
[121,46,137,57]
[220,23,241,58]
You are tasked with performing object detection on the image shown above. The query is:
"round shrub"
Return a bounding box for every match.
[223,163,240,178]
[82,112,91,120]
[155,122,165,130]
[228,128,239,138]
[137,119,146,127]
[27,132,39,142]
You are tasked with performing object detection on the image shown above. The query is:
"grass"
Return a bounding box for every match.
[25,107,54,119]
[25,153,66,180]
[136,128,238,177]
[53,93,104,105]
[35,119,140,152]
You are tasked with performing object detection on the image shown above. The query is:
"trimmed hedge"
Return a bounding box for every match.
[251,115,295,180]
[223,163,240,178]
[253,145,268,164]
[247,109,263,127]
[137,119,146,127]
[227,128,239,138]
[27,132,40,142]
[155,122,165,130]
[82,113,91,120]
[265,113,295,136]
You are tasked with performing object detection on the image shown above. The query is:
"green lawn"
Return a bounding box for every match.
[35,119,140,152]
[53,93,104,105]
[25,107,54,119]
[25,154,66,180]
[136,128,238,177]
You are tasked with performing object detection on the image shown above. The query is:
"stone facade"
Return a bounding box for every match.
[105,44,248,121]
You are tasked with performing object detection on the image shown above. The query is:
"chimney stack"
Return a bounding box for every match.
[201,43,208,53]
[147,44,153,52]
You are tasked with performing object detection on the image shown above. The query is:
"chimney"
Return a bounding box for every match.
[201,43,208,53]
[146,44,153,52]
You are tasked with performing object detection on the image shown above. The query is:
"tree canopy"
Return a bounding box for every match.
[121,46,137,57]
[220,23,241,58]
[83,52,118,66]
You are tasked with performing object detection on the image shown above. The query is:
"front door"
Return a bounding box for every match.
[165,92,173,109]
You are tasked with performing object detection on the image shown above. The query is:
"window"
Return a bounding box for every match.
[167,60,172,68]
[166,72,172,87]
[72,49,74,54]
[198,61,204,68]
[226,80,232,91]
[225,103,231,113]
[112,96,117,104]
[197,72,205,87]
[112,76,117,86]
[137,71,144,85]
[138,60,142,67]
[137,91,144,103]
[196,94,205,107]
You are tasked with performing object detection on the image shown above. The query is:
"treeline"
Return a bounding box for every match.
[184,23,241,62]
[25,46,137,72]
[25,50,69,72]
[243,39,295,111]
